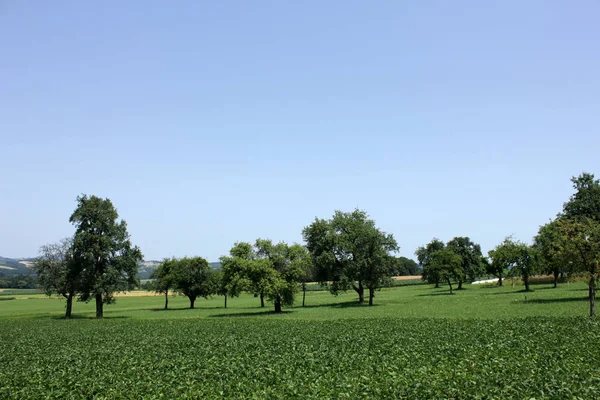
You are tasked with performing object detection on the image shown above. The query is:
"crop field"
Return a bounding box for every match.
[1,282,599,399]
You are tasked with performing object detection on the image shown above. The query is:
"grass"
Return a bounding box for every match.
[0,280,598,398]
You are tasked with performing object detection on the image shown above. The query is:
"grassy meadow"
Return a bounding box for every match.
[1,281,599,398]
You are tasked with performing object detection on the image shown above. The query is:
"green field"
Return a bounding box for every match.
[1,281,599,399]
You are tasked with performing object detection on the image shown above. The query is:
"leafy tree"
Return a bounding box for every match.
[429,249,463,294]
[562,172,600,222]
[288,243,312,307]
[211,269,229,308]
[219,243,254,308]
[171,256,213,309]
[70,195,143,318]
[416,239,445,288]
[254,239,304,313]
[490,237,539,292]
[303,209,399,305]
[150,258,175,309]
[393,256,420,276]
[33,238,79,318]
[556,218,600,316]
[485,253,505,286]
[535,220,570,288]
[446,237,484,290]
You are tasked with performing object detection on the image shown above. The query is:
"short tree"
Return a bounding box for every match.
[171,256,213,309]
[33,238,79,318]
[446,237,484,289]
[150,258,175,309]
[429,249,463,294]
[556,218,600,316]
[416,239,445,288]
[490,237,539,292]
[70,195,143,318]
[535,220,570,288]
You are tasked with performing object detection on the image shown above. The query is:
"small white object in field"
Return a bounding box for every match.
[471,278,499,285]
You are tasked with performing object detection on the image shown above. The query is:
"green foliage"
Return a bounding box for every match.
[490,237,540,291]
[0,274,38,289]
[391,256,419,276]
[446,236,484,288]
[1,316,600,399]
[429,249,463,294]
[416,238,445,286]
[562,172,600,222]
[303,209,399,305]
[170,256,214,308]
[70,194,143,317]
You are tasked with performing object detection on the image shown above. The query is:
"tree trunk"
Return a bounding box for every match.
[447,278,453,295]
[457,280,463,290]
[590,277,595,317]
[553,271,559,288]
[302,283,306,307]
[353,281,365,304]
[224,294,227,309]
[274,296,282,313]
[65,293,73,318]
[368,287,374,306]
[164,291,169,310]
[95,293,103,318]
[189,296,196,309]
[498,273,503,287]
[524,275,530,292]
[260,293,265,308]
[434,278,440,288]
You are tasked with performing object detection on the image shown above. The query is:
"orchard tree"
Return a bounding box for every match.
[557,218,600,316]
[429,249,463,294]
[33,238,79,318]
[446,237,484,289]
[416,239,445,288]
[70,195,143,318]
[219,242,254,307]
[393,256,419,276]
[561,172,600,222]
[150,258,175,309]
[490,237,539,292]
[535,220,570,288]
[171,256,213,309]
[303,209,399,305]
[288,243,313,307]
[485,253,505,287]
[255,239,304,313]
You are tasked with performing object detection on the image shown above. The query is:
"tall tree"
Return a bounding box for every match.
[70,195,143,318]
[303,209,399,305]
[33,238,79,318]
[485,253,505,287]
[150,258,175,310]
[416,239,445,288]
[219,242,254,308]
[171,256,213,309]
[446,237,484,290]
[490,237,539,292]
[556,218,600,316]
[288,243,313,307]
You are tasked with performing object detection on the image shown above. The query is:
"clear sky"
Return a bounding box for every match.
[2,1,599,261]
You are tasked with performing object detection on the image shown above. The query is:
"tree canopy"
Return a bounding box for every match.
[303,209,399,305]
[70,194,143,318]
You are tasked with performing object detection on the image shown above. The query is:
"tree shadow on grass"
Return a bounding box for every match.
[520,297,589,304]
[300,300,382,309]
[416,292,455,297]
[489,289,534,295]
[40,315,132,320]
[147,306,225,312]
[210,310,295,318]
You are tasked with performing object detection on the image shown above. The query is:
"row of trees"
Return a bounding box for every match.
[416,173,600,317]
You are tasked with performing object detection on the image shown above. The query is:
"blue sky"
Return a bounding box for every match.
[2,1,599,261]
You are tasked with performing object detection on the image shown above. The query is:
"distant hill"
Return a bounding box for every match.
[0,256,33,276]
[0,256,222,280]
